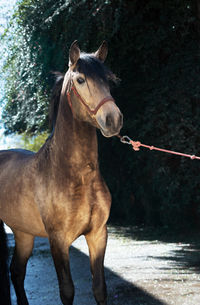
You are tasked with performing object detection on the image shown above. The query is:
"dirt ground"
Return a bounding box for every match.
[7,226,200,305]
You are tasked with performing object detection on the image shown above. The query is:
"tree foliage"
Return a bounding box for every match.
[2,0,200,230]
[20,131,49,152]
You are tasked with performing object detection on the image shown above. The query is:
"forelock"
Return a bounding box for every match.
[75,53,116,85]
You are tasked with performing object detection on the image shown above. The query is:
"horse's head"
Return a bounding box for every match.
[63,41,123,137]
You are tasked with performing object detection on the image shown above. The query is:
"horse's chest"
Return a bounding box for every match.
[68,163,98,200]
[41,170,110,239]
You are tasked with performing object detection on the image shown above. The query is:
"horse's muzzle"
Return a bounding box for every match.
[97,109,123,138]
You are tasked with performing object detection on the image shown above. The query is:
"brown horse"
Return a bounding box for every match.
[0,41,123,305]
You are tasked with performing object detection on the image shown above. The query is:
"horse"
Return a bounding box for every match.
[0,40,123,305]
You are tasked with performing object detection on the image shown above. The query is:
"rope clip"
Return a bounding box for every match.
[120,135,132,145]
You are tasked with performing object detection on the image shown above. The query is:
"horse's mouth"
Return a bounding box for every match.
[100,127,122,138]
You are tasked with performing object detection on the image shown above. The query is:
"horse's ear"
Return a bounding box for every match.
[95,41,108,62]
[69,40,80,68]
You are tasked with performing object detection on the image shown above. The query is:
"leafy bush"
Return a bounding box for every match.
[20,131,50,152]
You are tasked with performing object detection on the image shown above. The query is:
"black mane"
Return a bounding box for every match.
[49,53,118,129]
[49,72,64,130]
[76,53,117,85]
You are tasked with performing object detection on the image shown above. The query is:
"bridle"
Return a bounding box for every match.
[67,83,115,116]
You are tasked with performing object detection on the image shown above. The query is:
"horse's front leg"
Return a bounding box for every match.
[85,225,108,305]
[49,232,74,305]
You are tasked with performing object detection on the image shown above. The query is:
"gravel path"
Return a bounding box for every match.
[7,226,200,305]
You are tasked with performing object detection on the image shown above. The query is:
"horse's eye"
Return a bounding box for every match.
[77,77,85,84]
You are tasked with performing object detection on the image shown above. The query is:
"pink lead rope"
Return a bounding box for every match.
[118,135,200,160]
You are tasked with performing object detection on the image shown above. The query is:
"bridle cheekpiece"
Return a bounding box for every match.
[66,80,115,116]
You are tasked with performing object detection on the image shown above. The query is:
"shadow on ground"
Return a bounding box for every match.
[109,226,200,274]
[8,234,166,305]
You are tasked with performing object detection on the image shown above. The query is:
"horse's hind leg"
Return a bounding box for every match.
[10,230,34,305]
[85,225,108,305]
[0,220,11,305]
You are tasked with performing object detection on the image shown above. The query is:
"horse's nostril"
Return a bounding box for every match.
[106,114,113,128]
[105,113,123,130]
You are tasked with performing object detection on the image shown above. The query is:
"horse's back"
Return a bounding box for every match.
[6,148,34,155]
[0,148,34,159]
[0,148,34,169]
[0,148,37,192]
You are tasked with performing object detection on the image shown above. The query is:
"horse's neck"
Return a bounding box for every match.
[49,102,98,171]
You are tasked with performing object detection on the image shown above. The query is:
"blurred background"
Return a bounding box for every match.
[1,0,200,232]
